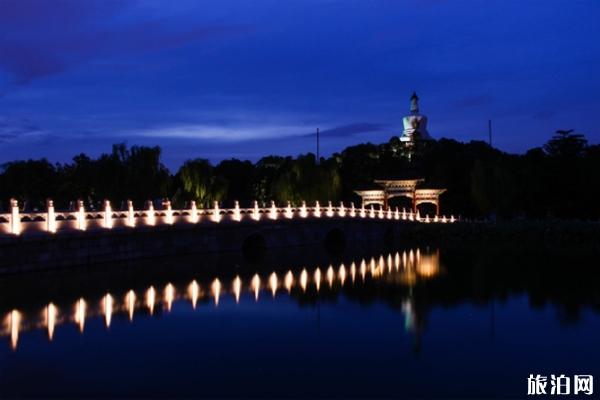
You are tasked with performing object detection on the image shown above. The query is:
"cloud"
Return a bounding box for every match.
[302,123,386,138]
[0,117,44,142]
[0,1,248,86]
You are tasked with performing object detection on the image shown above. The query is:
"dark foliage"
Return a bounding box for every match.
[1,130,598,219]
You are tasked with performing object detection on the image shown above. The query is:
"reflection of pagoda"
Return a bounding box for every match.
[400,92,433,144]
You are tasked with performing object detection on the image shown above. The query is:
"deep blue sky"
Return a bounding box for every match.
[1,0,599,170]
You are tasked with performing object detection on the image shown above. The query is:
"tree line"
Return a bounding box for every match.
[1,130,598,219]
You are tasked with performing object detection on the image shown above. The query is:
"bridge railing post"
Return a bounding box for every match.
[47,199,56,233]
[104,200,112,229]
[10,198,20,235]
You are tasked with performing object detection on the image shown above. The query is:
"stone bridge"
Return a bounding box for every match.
[0,199,456,273]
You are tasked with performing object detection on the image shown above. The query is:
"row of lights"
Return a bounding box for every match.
[4,198,456,235]
[2,250,439,350]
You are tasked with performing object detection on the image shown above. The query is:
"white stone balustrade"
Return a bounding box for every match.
[0,199,458,236]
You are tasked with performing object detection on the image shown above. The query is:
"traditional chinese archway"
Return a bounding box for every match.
[354,179,446,215]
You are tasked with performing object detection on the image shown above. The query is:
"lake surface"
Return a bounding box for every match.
[1,247,599,398]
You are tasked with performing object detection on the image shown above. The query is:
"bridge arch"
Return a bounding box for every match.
[242,232,267,262]
[324,227,346,254]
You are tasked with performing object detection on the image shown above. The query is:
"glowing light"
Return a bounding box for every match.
[47,199,56,233]
[212,201,221,223]
[326,201,334,217]
[164,283,175,312]
[350,202,356,217]
[350,262,357,283]
[402,251,408,268]
[434,214,439,223]
[395,252,401,269]
[409,250,415,265]
[416,253,440,278]
[188,280,199,309]
[77,200,86,230]
[369,205,375,219]
[251,274,261,300]
[360,260,367,281]
[212,279,222,306]
[146,286,156,315]
[103,293,113,328]
[190,201,199,223]
[300,201,308,218]
[402,208,407,220]
[416,210,421,222]
[164,200,174,225]
[233,201,241,222]
[314,268,322,292]
[127,200,135,227]
[300,269,308,292]
[285,202,293,219]
[314,201,321,218]
[327,266,334,288]
[233,276,242,303]
[360,204,366,218]
[252,201,260,221]
[338,202,346,217]
[387,254,393,272]
[269,272,278,297]
[370,258,377,276]
[146,201,156,226]
[442,215,447,223]
[339,264,347,286]
[425,214,430,223]
[450,215,456,223]
[269,201,278,220]
[284,271,293,293]
[46,303,57,340]
[126,290,136,321]
[10,310,20,350]
[409,212,414,221]
[10,199,21,235]
[378,207,384,219]
[104,200,113,229]
[75,298,86,333]
[386,208,392,219]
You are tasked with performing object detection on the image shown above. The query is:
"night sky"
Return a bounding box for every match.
[1,0,599,170]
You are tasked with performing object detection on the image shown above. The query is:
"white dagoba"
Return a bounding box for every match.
[400,92,433,143]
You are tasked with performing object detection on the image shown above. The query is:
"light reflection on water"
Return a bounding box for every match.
[0,249,441,351]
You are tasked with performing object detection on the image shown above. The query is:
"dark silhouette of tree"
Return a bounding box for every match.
[543,129,588,158]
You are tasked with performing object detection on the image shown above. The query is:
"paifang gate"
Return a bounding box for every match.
[354,179,446,215]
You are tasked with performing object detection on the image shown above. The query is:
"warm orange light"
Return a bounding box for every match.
[284,271,293,293]
[103,293,113,328]
[126,290,136,321]
[233,276,242,303]
[251,274,261,301]
[164,283,175,312]
[188,280,199,309]
[269,272,278,297]
[212,278,222,306]
[10,310,21,350]
[46,303,57,340]
[326,266,334,288]
[300,269,308,292]
[146,286,156,315]
[74,298,86,333]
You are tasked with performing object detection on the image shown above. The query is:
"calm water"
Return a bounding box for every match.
[1,247,599,398]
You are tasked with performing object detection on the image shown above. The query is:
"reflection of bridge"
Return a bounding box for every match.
[1,248,440,351]
[355,179,446,215]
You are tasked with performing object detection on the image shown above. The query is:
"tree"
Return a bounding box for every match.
[543,129,588,158]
